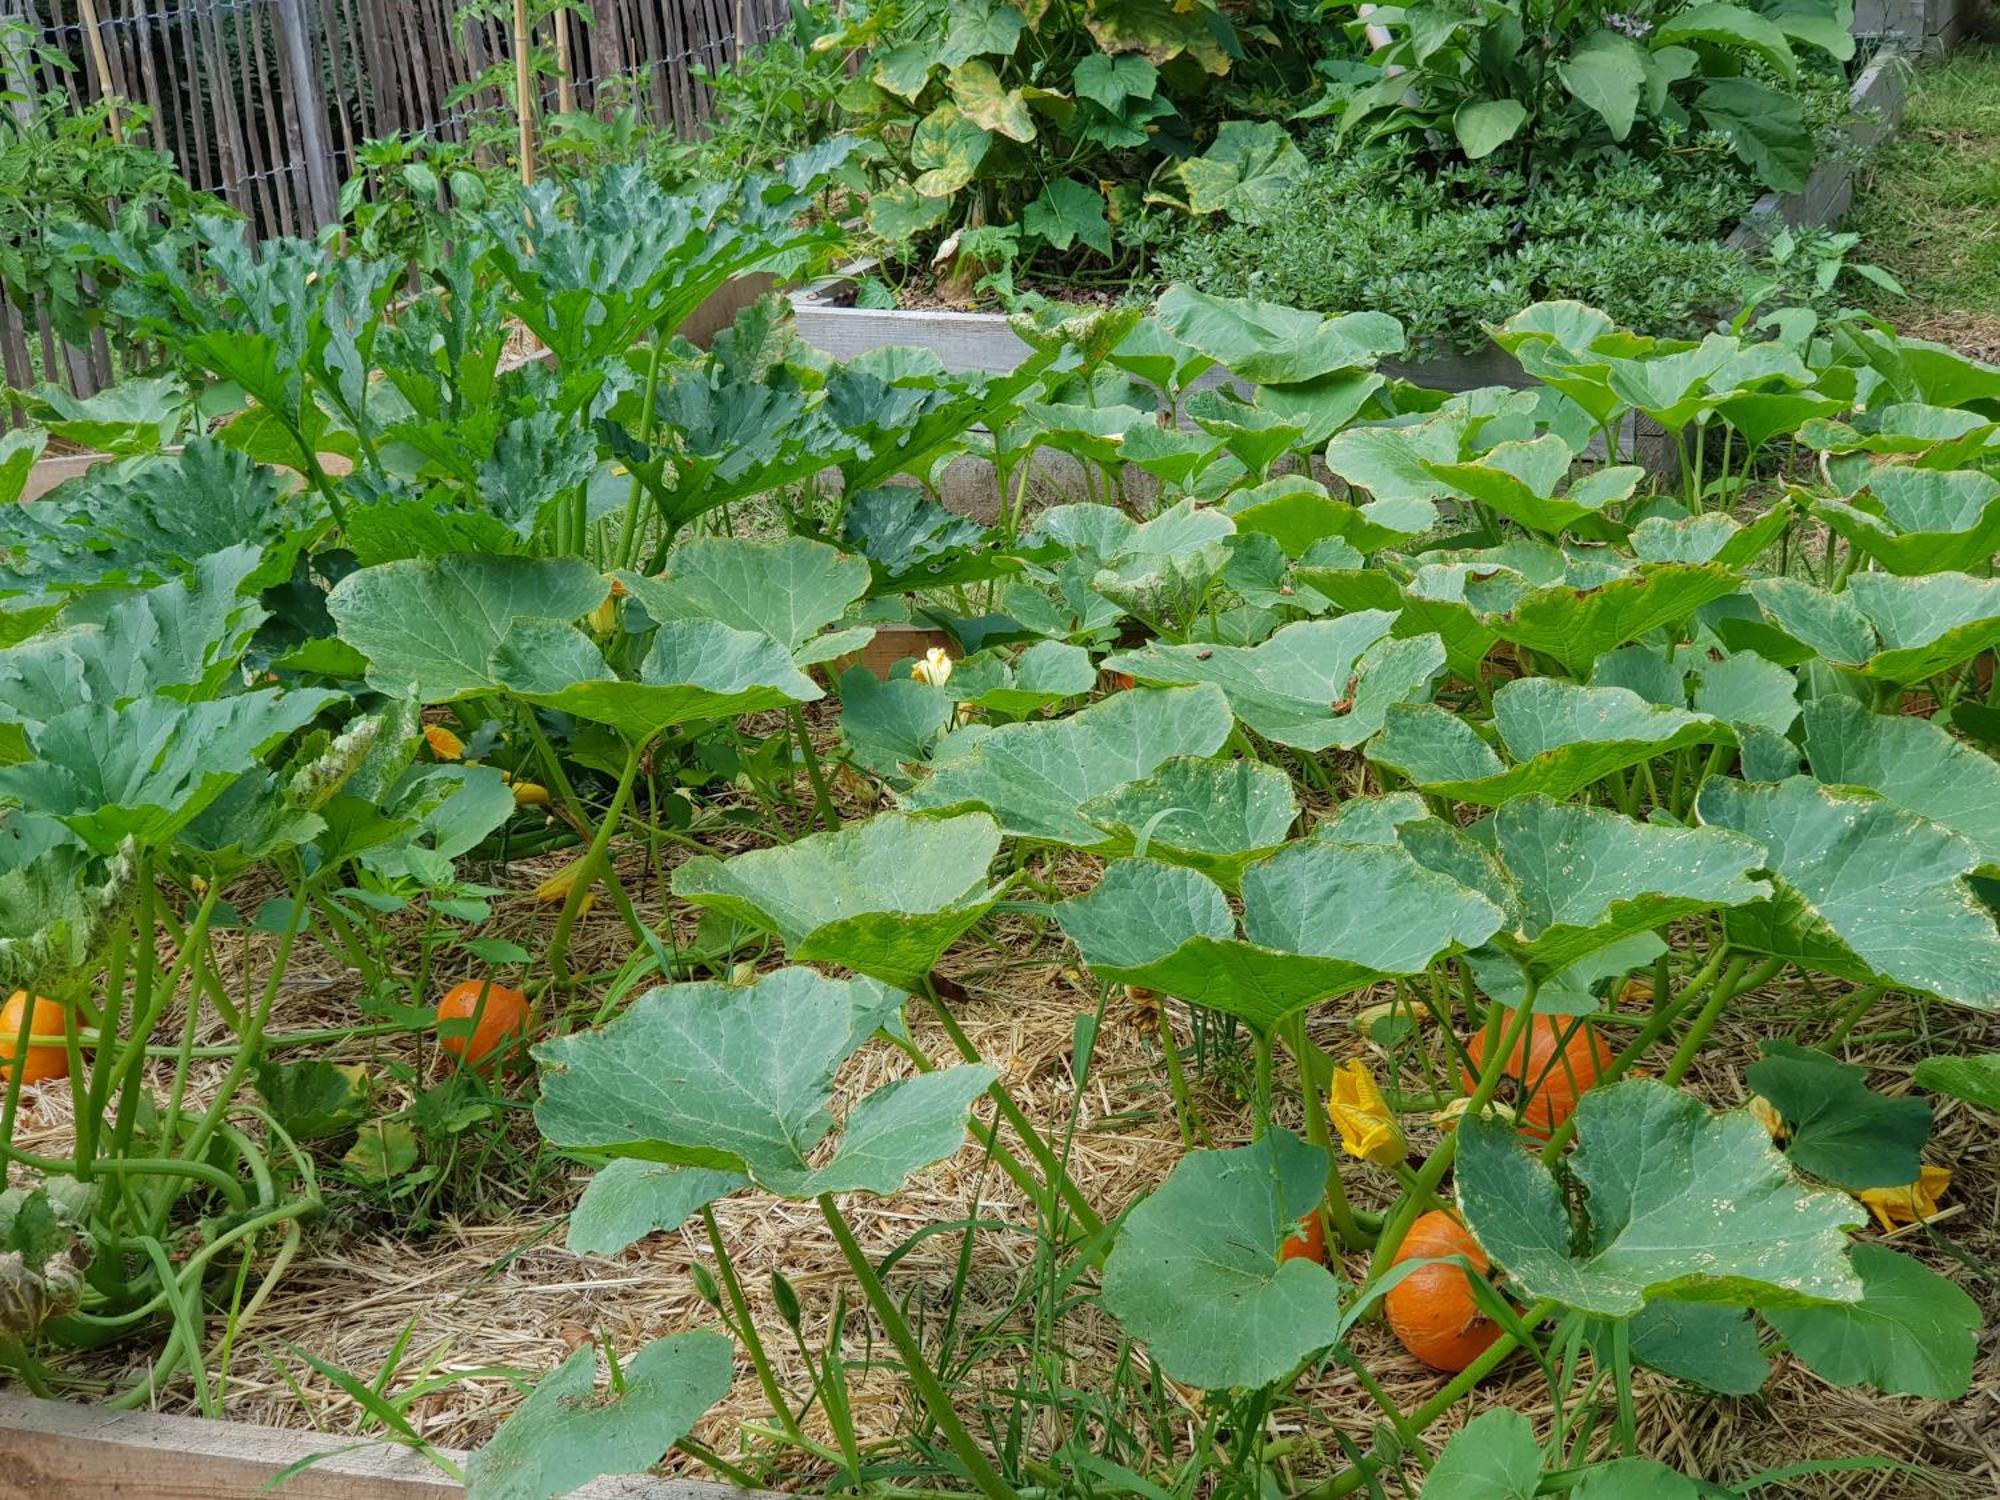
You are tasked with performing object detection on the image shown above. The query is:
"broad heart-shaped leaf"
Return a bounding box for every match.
[949,640,1094,717]
[1368,681,1732,806]
[1485,797,1769,978]
[1488,563,1741,673]
[1153,286,1404,386]
[1103,615,1445,752]
[901,684,1234,847]
[1602,1300,1772,1396]
[1455,1080,1863,1318]
[465,1330,733,1500]
[671,812,1005,990]
[534,967,994,1197]
[0,689,341,853]
[1079,755,1297,889]
[566,1159,749,1256]
[1423,1408,1541,1499]
[1697,777,2000,1010]
[1764,1243,1979,1400]
[1302,565,1499,682]
[1426,436,1642,539]
[328,553,609,701]
[1812,467,2000,576]
[1058,846,1502,1030]
[1844,571,2000,683]
[1802,697,2000,871]
[1912,1052,2000,1110]
[513,619,820,744]
[837,664,954,786]
[617,534,871,663]
[1099,1130,1340,1390]
[1177,120,1307,225]
[1629,505,1792,568]
[1746,1040,1931,1190]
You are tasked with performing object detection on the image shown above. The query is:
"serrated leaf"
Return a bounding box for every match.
[618,534,870,661]
[902,684,1234,846]
[465,1331,733,1500]
[1456,1080,1863,1317]
[1812,468,2000,576]
[1100,1130,1340,1389]
[1912,1052,2000,1111]
[672,812,1005,989]
[1697,777,2000,1010]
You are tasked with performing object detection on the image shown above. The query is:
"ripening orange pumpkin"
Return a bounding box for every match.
[435,980,532,1071]
[0,992,67,1086]
[1279,1211,1326,1265]
[1462,1012,1612,1141]
[1385,1210,1503,1373]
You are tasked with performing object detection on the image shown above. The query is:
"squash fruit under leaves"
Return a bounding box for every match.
[435,980,532,1071]
[1385,1210,1502,1372]
[1462,1012,1612,1140]
[0,992,66,1086]
[1279,1211,1326,1265]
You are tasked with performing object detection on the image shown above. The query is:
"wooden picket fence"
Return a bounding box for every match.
[1,0,792,402]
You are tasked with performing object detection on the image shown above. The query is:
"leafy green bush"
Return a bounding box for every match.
[1151,135,1854,354]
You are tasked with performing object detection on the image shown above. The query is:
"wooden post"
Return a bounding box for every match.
[271,0,342,228]
[553,1,576,114]
[513,0,536,184]
[72,0,123,141]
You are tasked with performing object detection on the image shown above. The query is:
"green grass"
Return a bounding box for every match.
[1849,44,2000,319]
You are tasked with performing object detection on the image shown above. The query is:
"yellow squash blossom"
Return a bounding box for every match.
[534,859,596,916]
[1328,1058,1406,1167]
[911,647,954,688]
[1747,1094,1786,1143]
[423,724,465,761]
[1857,1165,1951,1233]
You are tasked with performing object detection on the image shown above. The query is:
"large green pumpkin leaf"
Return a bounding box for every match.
[618,534,872,665]
[1423,1408,1541,1498]
[1697,777,2000,1010]
[671,811,1005,989]
[1154,286,1404,386]
[1845,571,2000,683]
[1486,797,1769,976]
[1488,564,1741,673]
[1812,468,2000,576]
[1456,1080,1863,1317]
[1059,845,1501,1029]
[465,1330,733,1500]
[534,968,991,1197]
[1912,1052,2000,1110]
[1104,616,1444,751]
[0,689,341,853]
[1079,755,1297,889]
[328,553,609,701]
[1745,1040,1931,1190]
[1426,435,1642,539]
[902,684,1234,846]
[949,640,1095,717]
[1606,1301,1771,1396]
[516,619,820,744]
[566,1159,750,1256]
[1368,681,1732,806]
[1764,1243,1979,1400]
[1801,697,2000,870]
[1099,1130,1341,1390]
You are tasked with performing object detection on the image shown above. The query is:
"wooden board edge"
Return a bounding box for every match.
[0,1392,762,1500]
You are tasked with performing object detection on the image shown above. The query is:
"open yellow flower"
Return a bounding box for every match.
[1747,1094,1786,1143]
[911,647,954,688]
[1328,1058,1405,1167]
[1857,1165,1951,1233]
[422,724,465,761]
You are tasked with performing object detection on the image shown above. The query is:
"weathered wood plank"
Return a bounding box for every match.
[0,1392,756,1500]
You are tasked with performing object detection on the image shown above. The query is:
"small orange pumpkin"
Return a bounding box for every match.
[1462,1012,1612,1141]
[0,992,67,1086]
[1278,1210,1326,1265]
[1385,1210,1503,1372]
[435,980,532,1071]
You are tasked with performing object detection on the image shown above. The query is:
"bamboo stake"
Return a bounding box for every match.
[74,0,123,143]
[513,0,535,184]
[553,2,575,115]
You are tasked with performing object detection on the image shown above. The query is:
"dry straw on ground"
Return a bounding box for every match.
[6,740,1997,1497]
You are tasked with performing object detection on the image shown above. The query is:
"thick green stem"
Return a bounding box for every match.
[789,705,842,832]
[547,740,646,984]
[818,1195,1021,1500]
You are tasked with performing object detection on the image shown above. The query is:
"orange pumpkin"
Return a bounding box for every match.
[435,980,532,1071]
[1462,1012,1612,1140]
[1279,1211,1326,1265]
[0,992,67,1086]
[1385,1210,1503,1372]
